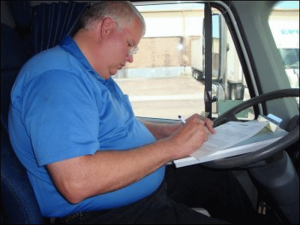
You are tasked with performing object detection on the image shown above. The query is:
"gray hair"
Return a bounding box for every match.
[79,1,146,36]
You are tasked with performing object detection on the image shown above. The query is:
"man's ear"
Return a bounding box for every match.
[100,17,116,38]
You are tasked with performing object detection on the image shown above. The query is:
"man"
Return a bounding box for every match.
[9,1,259,224]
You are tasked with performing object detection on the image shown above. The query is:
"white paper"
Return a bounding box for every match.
[191,121,269,160]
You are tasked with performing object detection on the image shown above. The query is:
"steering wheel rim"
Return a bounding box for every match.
[203,88,299,169]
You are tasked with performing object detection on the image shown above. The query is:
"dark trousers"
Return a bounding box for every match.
[165,164,260,224]
[54,164,261,224]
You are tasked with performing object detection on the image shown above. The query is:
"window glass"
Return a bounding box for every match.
[269,1,299,90]
[209,8,252,120]
[115,3,252,120]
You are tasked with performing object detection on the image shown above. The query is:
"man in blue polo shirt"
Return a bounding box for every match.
[9,1,260,224]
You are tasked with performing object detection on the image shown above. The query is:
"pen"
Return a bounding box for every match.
[178,115,186,124]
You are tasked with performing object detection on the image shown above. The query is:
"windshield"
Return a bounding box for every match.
[269,1,299,89]
[279,49,299,69]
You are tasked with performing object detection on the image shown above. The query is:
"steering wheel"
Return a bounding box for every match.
[203,88,299,169]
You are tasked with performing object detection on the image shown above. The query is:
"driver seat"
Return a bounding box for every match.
[1,23,45,224]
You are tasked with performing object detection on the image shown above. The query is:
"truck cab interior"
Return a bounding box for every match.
[1,1,299,224]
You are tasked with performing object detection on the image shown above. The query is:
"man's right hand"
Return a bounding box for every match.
[166,114,215,160]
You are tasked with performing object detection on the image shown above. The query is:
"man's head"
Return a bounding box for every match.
[74,1,145,79]
[79,1,146,36]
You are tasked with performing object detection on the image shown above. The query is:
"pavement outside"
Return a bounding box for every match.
[115,77,206,119]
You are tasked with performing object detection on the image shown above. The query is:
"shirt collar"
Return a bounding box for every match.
[59,35,108,82]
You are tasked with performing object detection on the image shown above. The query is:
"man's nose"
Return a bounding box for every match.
[126,55,134,63]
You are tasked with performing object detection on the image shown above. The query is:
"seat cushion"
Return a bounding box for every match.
[1,23,44,224]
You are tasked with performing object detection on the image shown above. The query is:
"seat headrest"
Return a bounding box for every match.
[1,23,31,131]
[1,23,31,71]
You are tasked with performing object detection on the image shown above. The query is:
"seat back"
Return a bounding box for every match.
[1,23,45,224]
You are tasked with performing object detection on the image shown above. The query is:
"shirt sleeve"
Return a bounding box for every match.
[22,70,100,166]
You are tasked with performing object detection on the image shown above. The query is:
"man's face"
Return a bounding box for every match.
[106,16,143,77]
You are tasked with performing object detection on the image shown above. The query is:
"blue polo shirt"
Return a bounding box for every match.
[8,36,165,217]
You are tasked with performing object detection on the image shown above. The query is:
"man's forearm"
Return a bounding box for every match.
[47,139,176,204]
[140,119,181,140]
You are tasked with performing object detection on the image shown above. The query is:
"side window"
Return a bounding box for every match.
[269,1,299,90]
[210,8,252,120]
[115,3,252,120]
